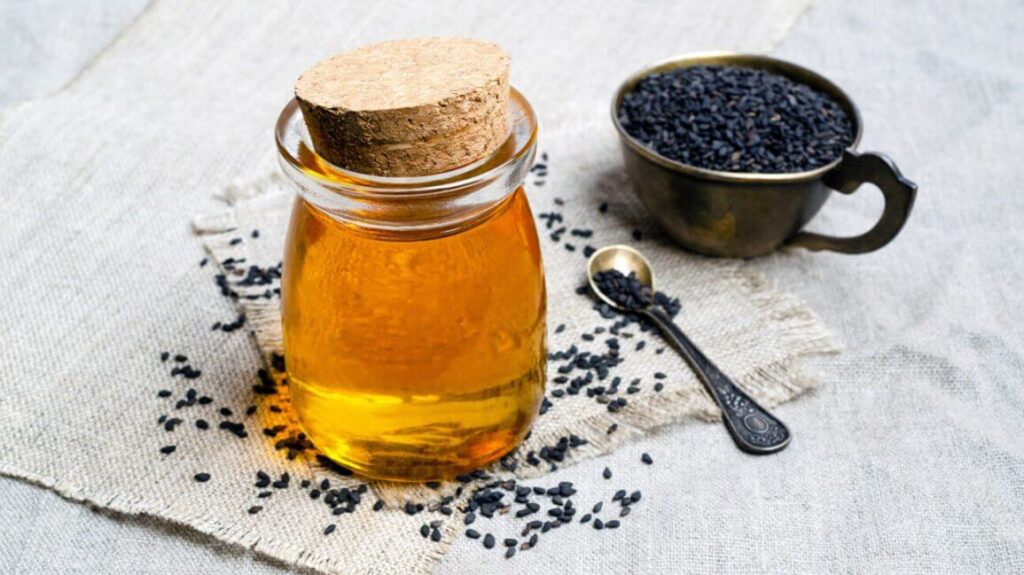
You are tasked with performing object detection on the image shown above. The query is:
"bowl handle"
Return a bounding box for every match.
[787,150,917,254]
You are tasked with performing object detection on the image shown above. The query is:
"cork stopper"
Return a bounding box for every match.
[295,37,511,177]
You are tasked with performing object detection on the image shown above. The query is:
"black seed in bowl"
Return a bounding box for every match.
[618,65,854,173]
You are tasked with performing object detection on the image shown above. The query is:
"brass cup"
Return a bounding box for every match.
[611,52,917,258]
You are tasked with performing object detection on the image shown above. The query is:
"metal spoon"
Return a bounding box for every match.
[587,245,791,454]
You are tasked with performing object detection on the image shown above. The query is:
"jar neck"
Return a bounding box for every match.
[276,89,537,239]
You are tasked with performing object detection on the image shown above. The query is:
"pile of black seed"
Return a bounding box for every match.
[593,269,653,310]
[618,65,854,173]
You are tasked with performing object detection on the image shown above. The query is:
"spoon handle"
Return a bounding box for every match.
[642,307,791,454]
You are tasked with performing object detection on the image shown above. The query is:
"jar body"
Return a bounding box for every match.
[277,89,544,481]
[281,189,545,480]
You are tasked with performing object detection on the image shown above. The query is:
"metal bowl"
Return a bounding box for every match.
[611,51,916,258]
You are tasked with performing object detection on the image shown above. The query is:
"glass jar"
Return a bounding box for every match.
[275,89,545,482]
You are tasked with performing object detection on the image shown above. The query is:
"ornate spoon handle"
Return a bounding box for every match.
[641,307,791,454]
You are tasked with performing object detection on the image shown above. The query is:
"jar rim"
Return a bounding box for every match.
[275,88,538,199]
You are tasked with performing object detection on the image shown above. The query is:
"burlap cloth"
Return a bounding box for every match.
[0,1,834,573]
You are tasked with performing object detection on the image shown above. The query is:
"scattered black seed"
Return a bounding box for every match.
[164,418,183,431]
[324,524,336,535]
[630,491,642,503]
[613,490,626,501]
[160,351,170,362]
[607,424,618,435]
[593,518,604,530]
[466,528,481,539]
[218,420,247,438]
[583,245,596,257]
[199,257,208,267]
[654,382,664,392]
[605,520,621,529]
[555,324,566,334]
[483,533,495,549]
[641,453,653,465]
[431,528,442,542]
[257,491,272,499]
[654,372,666,380]
[195,419,209,430]
[593,502,603,513]
[603,467,612,479]
[537,212,563,230]
[219,313,247,333]
[157,389,171,398]
[373,500,384,512]
[620,507,631,517]
[159,445,176,455]
[505,547,516,559]
[170,365,202,379]
[174,354,187,362]
[618,65,854,173]
[248,505,262,515]
[271,473,290,489]
[599,202,609,213]
[251,229,260,239]
[194,473,211,483]
[420,524,430,538]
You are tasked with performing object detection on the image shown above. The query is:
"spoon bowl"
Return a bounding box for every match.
[587,245,656,311]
